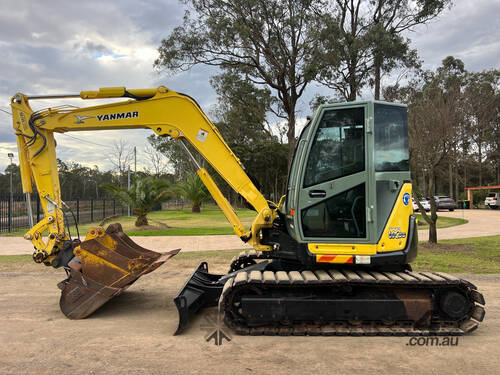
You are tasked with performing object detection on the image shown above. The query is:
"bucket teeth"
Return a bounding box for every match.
[59,223,180,319]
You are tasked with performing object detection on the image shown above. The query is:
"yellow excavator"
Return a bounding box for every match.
[10,86,485,336]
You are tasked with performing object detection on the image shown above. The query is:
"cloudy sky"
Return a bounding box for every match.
[0,0,499,173]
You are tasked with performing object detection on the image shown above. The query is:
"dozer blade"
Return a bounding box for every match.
[173,262,225,335]
[59,223,180,319]
[173,261,268,335]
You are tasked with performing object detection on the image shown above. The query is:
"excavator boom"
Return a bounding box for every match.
[10,86,274,319]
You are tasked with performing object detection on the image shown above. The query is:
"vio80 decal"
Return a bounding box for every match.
[388,227,407,239]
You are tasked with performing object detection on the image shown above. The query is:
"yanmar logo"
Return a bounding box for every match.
[97,111,139,121]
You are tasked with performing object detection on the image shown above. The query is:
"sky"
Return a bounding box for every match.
[0,0,499,173]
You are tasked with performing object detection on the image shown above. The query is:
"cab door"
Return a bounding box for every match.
[295,104,374,243]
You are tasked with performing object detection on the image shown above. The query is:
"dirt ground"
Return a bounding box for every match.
[0,262,497,375]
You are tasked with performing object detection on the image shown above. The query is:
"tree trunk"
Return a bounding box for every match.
[428,171,438,243]
[192,203,201,213]
[422,170,426,196]
[135,215,148,226]
[374,56,382,100]
[428,220,438,243]
[448,163,453,198]
[286,108,297,168]
[478,143,483,186]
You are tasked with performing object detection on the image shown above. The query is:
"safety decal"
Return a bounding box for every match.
[403,192,410,206]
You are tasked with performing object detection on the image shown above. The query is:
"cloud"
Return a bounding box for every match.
[409,0,500,72]
[0,0,498,174]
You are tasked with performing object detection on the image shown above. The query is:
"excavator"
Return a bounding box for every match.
[10,86,485,336]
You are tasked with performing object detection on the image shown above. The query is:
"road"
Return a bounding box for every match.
[0,267,497,375]
[418,209,500,240]
[1,209,500,256]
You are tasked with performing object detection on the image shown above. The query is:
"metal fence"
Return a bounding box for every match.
[0,193,127,233]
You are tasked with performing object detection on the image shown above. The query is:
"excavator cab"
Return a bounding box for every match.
[283,101,415,266]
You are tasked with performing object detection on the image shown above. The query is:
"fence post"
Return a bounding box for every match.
[113,199,116,215]
[102,199,105,219]
[90,199,94,222]
[8,194,12,233]
[76,199,80,223]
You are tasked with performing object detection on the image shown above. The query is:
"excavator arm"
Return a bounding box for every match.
[11,86,275,266]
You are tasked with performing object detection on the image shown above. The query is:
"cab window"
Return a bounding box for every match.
[303,107,365,187]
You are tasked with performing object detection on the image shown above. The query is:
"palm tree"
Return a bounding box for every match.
[102,177,172,226]
[174,173,210,213]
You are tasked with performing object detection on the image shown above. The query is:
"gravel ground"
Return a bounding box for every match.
[0,265,497,375]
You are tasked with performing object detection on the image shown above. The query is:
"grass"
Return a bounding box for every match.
[413,235,500,273]
[415,214,468,229]
[1,236,499,274]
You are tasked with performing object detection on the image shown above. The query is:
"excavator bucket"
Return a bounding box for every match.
[58,223,180,319]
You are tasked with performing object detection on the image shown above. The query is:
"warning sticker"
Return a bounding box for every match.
[196,129,209,142]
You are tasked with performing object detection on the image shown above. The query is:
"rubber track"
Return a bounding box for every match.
[219,269,486,336]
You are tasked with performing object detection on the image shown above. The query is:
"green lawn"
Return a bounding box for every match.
[415,214,468,229]
[413,235,500,273]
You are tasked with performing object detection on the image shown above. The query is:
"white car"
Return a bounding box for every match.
[485,193,500,209]
[413,198,430,212]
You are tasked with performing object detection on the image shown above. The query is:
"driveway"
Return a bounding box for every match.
[417,209,500,241]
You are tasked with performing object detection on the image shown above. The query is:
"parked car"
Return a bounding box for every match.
[485,193,500,209]
[412,198,430,212]
[433,196,455,211]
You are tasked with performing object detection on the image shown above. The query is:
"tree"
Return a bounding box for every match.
[143,144,172,177]
[317,0,448,101]
[210,70,289,200]
[210,69,275,143]
[174,173,210,213]
[368,0,451,100]
[155,0,327,164]
[463,70,500,186]
[149,70,289,202]
[102,177,172,226]
[384,57,465,243]
[317,1,376,101]
[147,134,200,181]
[108,140,133,187]
[0,164,22,195]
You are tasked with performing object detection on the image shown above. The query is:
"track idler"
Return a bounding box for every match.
[58,223,180,319]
